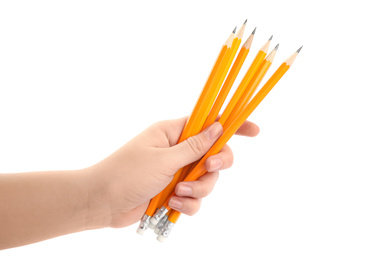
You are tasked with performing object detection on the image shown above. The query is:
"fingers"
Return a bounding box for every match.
[204,144,233,171]
[157,117,259,147]
[160,117,259,216]
[175,171,219,198]
[234,120,260,137]
[169,171,219,215]
[169,197,202,216]
[160,117,188,146]
[166,142,233,215]
[164,122,223,170]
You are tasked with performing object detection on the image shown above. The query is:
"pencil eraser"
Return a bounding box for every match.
[148,222,157,230]
[136,227,146,235]
[154,228,161,235]
[156,234,167,243]
[150,218,159,226]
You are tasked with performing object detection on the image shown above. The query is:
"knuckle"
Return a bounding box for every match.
[223,145,234,168]
[184,199,201,216]
[151,120,166,129]
[197,183,211,197]
[185,135,204,155]
[193,172,219,198]
[178,180,211,198]
[227,154,234,168]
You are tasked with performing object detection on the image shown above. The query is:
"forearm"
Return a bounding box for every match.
[0,168,109,249]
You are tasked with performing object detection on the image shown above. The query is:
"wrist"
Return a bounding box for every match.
[81,166,112,230]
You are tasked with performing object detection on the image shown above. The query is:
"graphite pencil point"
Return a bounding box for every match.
[232,26,237,34]
[244,19,248,24]
[252,27,257,35]
[297,45,303,53]
[274,43,279,50]
[269,35,273,41]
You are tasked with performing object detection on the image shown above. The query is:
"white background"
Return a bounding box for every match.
[1,0,389,259]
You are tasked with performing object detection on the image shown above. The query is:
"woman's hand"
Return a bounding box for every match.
[0,117,259,249]
[87,117,260,229]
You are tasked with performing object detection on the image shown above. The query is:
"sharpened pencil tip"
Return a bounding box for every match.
[251,27,256,35]
[232,26,237,34]
[274,43,279,51]
[269,35,273,41]
[244,19,248,25]
[297,45,303,53]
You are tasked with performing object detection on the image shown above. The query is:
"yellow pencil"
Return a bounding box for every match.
[218,35,272,127]
[225,43,279,127]
[203,27,255,130]
[157,47,302,242]
[137,28,235,234]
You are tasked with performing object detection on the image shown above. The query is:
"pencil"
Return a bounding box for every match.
[164,26,255,231]
[181,46,301,183]
[150,29,237,228]
[137,28,236,234]
[153,23,250,233]
[144,28,237,231]
[156,47,302,241]
[171,21,248,198]
[225,43,279,128]
[180,27,236,139]
[202,27,255,130]
[218,35,272,127]
[176,21,249,184]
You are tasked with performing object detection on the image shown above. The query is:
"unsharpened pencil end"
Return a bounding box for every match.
[297,45,303,53]
[154,227,161,235]
[156,235,167,243]
[148,221,157,230]
[244,19,248,24]
[252,27,257,35]
[232,26,237,34]
[149,218,158,227]
[269,35,273,41]
[136,227,146,235]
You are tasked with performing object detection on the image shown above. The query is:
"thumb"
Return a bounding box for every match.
[165,122,223,170]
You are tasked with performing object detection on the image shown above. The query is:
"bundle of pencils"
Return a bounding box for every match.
[136,20,302,242]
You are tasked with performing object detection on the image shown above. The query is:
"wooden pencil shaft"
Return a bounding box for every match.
[202,40,241,129]
[174,40,237,191]
[203,34,253,130]
[180,34,234,139]
[168,41,244,224]
[167,34,248,225]
[169,210,181,223]
[164,48,301,228]
[217,38,271,126]
[163,62,291,211]
[180,46,228,140]
[179,31,234,141]
[144,33,233,216]
[189,65,290,181]
[218,49,267,126]
[225,59,272,127]
[226,46,278,126]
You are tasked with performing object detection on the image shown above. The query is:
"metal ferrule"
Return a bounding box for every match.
[152,206,168,224]
[137,214,151,232]
[159,220,175,239]
[154,215,168,234]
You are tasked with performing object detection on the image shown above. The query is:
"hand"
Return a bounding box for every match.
[87,117,260,229]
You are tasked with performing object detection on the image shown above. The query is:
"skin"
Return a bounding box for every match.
[0,117,259,249]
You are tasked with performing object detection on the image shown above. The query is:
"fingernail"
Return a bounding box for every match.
[204,122,223,139]
[169,198,182,210]
[177,185,192,196]
[209,158,223,171]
